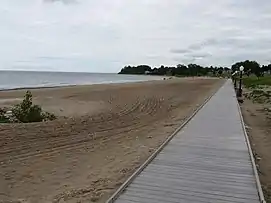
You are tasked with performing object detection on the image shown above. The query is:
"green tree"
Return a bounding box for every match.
[218,68,223,76]
[231,60,262,77]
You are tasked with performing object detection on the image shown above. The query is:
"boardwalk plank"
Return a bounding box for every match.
[127,186,258,203]
[131,183,259,200]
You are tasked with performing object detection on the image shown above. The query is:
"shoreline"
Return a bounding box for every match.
[0,71,164,92]
[0,78,165,92]
[0,84,77,92]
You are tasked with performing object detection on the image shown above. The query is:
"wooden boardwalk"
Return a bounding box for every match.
[110,80,262,203]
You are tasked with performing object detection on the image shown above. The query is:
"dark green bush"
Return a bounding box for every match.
[42,111,57,121]
[0,108,9,123]
[12,91,56,123]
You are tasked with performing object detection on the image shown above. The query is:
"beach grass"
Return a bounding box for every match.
[243,75,271,88]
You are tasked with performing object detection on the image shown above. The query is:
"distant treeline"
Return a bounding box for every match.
[119,60,271,77]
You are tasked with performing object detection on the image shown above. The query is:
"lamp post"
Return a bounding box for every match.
[234,71,238,90]
[232,71,238,90]
[237,66,244,98]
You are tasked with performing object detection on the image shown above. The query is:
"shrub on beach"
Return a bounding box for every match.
[0,108,10,123]
[41,111,56,121]
[244,89,271,104]
[12,91,41,122]
[243,76,271,104]
[0,91,56,123]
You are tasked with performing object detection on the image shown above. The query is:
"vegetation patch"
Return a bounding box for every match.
[0,91,56,123]
[244,89,271,104]
[243,76,271,88]
[241,75,271,104]
[119,64,229,77]
[0,108,10,123]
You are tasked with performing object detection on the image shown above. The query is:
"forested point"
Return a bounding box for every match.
[118,60,271,77]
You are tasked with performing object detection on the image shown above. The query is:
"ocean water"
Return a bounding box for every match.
[0,71,162,90]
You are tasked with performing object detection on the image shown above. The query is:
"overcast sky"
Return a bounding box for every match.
[1,0,271,72]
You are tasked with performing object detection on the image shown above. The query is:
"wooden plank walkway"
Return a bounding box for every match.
[111,80,261,203]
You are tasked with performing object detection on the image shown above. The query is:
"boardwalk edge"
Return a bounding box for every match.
[235,83,266,203]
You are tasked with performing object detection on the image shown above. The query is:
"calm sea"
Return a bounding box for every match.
[0,71,162,90]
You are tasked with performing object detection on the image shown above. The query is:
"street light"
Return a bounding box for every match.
[237,66,244,98]
[232,70,238,89]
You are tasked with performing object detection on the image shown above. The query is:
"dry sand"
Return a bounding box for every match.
[0,78,222,203]
[241,97,271,202]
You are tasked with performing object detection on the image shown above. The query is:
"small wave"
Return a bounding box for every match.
[0,72,160,91]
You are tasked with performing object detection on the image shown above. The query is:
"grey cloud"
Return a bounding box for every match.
[172,56,196,64]
[172,33,271,66]
[189,53,211,59]
[37,56,72,60]
[170,49,191,54]
[43,0,77,4]
[172,52,211,64]
[1,0,271,72]
[172,38,219,54]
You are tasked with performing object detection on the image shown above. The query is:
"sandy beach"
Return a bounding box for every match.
[241,94,271,201]
[0,78,222,203]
